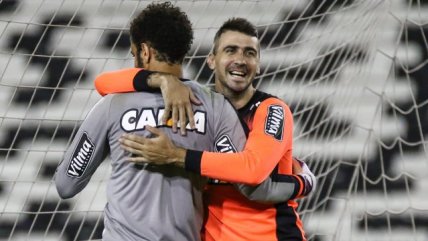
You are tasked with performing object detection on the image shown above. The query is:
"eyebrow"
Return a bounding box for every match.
[223,45,258,53]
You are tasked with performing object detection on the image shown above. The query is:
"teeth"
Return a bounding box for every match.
[230,71,245,76]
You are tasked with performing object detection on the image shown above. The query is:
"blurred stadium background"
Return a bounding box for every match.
[0,0,427,240]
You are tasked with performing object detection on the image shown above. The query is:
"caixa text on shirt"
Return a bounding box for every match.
[120,108,207,134]
[67,132,94,177]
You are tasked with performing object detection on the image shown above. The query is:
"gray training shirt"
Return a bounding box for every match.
[55,81,247,241]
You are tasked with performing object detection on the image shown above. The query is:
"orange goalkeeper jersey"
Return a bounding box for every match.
[188,91,306,241]
[95,68,306,241]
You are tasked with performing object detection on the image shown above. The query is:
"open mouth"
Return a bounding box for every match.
[228,70,246,78]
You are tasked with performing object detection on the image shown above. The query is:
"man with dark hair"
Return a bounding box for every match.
[212,17,259,55]
[96,17,314,241]
[55,3,246,241]
[129,2,193,66]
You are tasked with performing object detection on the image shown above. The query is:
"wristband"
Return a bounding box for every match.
[133,69,159,92]
[184,150,203,174]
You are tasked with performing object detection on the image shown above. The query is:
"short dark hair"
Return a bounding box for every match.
[213,18,258,54]
[130,2,193,64]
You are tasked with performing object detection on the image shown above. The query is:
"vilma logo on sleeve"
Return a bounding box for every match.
[215,135,237,153]
[67,132,95,177]
[265,105,284,141]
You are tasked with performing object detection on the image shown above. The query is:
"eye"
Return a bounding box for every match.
[224,47,235,54]
[246,50,257,57]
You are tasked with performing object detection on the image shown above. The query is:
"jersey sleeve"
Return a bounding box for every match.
[54,97,112,199]
[233,157,316,203]
[185,97,293,185]
[94,68,156,96]
[233,175,301,203]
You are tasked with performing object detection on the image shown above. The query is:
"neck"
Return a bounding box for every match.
[216,84,256,109]
[147,62,183,78]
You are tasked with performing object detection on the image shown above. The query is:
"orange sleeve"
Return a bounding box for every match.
[186,97,293,185]
[94,68,141,96]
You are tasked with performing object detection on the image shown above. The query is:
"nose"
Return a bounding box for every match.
[233,50,246,64]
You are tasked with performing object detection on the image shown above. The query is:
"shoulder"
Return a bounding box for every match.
[99,92,143,110]
[261,97,290,110]
[100,93,126,106]
[250,91,293,134]
[93,94,115,108]
[184,81,228,104]
[185,81,214,95]
[253,91,291,113]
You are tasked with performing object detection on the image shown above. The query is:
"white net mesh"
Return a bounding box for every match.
[0,0,427,240]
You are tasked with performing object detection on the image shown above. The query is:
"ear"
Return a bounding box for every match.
[140,43,151,64]
[206,53,215,70]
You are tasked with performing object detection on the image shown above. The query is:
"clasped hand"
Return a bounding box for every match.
[119,126,186,167]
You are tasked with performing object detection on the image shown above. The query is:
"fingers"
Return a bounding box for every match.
[173,99,197,134]
[187,89,200,130]
[128,156,149,163]
[292,157,303,174]
[171,105,178,133]
[154,102,197,135]
[162,105,172,125]
[159,86,200,134]
[120,142,143,156]
[178,105,187,135]
[119,134,146,152]
[121,133,147,144]
[186,104,195,130]
[145,125,162,136]
[161,103,187,134]
[120,134,159,163]
[119,134,147,147]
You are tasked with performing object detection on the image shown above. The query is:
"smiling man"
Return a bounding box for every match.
[209,22,260,109]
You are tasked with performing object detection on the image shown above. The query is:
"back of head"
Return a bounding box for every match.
[213,17,258,54]
[130,2,193,64]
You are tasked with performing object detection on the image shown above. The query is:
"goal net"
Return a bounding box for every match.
[0,0,427,240]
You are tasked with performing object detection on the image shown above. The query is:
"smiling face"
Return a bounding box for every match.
[208,30,260,100]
